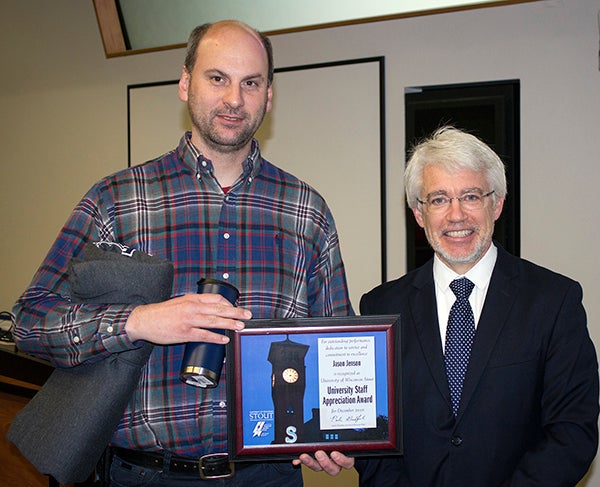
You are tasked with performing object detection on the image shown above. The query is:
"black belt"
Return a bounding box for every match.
[112,448,239,480]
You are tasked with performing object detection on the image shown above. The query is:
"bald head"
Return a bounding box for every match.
[184,21,274,86]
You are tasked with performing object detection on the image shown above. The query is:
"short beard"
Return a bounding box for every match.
[187,95,267,155]
[425,227,490,268]
[203,117,258,153]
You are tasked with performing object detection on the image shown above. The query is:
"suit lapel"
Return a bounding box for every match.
[409,264,453,408]
[457,247,520,419]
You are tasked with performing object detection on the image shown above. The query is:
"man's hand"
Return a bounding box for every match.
[125,293,252,344]
[293,450,355,476]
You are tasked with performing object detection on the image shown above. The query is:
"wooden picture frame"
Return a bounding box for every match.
[225,315,402,461]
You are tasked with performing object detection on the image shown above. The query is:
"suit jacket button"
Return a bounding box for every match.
[451,435,463,446]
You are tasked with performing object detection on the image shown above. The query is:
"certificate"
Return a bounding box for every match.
[226,315,402,461]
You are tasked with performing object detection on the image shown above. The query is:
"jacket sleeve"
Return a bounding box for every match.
[355,456,406,487]
[503,279,599,486]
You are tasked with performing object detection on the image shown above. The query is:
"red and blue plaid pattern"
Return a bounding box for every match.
[14,133,352,456]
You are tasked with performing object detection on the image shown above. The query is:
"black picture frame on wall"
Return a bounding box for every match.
[404,80,520,271]
[127,57,387,310]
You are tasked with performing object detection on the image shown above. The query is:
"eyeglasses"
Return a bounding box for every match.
[417,190,495,213]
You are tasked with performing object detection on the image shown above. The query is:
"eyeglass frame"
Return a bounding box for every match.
[416,189,495,212]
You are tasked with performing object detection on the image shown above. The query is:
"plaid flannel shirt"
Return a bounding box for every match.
[13,133,352,456]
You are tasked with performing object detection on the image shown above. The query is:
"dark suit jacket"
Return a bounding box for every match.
[356,245,598,486]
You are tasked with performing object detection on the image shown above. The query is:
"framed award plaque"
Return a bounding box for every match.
[226,315,402,461]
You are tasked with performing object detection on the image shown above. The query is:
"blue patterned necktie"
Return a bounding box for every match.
[445,277,476,416]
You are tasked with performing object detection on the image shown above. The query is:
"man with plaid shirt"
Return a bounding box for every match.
[13,20,352,486]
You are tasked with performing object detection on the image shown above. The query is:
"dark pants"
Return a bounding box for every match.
[109,452,303,486]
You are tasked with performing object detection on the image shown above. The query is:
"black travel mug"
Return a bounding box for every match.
[180,278,240,388]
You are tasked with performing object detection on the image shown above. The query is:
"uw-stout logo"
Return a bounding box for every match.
[248,410,273,439]
[285,426,298,443]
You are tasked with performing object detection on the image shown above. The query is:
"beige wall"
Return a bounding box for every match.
[1,0,599,485]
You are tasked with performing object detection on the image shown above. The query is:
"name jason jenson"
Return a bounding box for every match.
[332,359,361,367]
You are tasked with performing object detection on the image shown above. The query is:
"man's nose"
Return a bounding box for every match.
[223,84,243,109]
[447,198,467,219]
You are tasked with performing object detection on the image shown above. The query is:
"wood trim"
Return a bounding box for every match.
[92,0,126,57]
[92,0,542,58]
[0,375,42,391]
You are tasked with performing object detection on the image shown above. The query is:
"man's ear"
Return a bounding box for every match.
[266,84,273,113]
[178,67,190,102]
[493,196,505,222]
[412,206,425,229]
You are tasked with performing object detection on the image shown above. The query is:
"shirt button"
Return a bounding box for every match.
[201,161,208,167]
[106,326,114,334]
[223,233,230,240]
[451,436,463,446]
[222,273,229,280]
[219,401,226,408]
[73,336,80,344]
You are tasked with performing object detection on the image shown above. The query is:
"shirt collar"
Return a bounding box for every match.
[181,132,263,184]
[433,243,497,293]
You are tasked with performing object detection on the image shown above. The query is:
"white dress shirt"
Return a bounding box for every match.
[433,244,497,354]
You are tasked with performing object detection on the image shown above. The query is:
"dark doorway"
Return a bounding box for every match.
[404,80,520,271]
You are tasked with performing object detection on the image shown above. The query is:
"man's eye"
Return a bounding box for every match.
[462,193,481,202]
[210,76,224,83]
[430,196,448,206]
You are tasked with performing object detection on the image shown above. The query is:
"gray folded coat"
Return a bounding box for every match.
[7,242,174,484]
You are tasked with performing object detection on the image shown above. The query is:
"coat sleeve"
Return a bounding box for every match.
[503,279,599,486]
[354,456,407,487]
